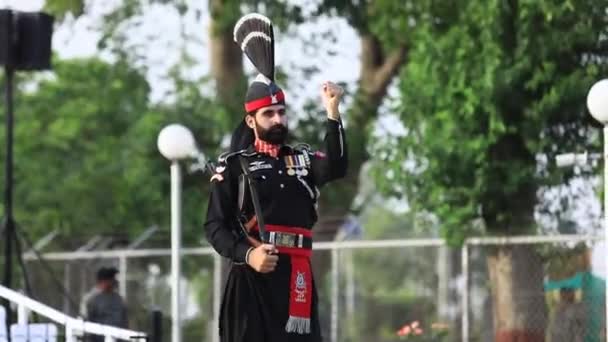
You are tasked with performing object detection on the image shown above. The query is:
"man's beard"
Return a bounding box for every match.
[256,122,288,145]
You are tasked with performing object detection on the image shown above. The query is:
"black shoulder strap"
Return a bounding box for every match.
[238,156,267,242]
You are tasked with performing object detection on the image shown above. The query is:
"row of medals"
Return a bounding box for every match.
[285,154,310,176]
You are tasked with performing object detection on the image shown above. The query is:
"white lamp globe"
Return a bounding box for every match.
[587,79,608,124]
[157,124,196,160]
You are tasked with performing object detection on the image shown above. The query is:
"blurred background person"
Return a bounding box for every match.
[80,266,128,342]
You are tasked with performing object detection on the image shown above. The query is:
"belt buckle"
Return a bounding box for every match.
[272,232,298,248]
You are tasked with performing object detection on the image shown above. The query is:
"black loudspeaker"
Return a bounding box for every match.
[14,12,53,70]
[0,10,14,67]
[0,10,53,70]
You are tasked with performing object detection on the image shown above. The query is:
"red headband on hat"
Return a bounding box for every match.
[245,89,285,113]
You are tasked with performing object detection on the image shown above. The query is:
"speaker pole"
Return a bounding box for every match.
[2,65,15,337]
[1,8,15,329]
[3,64,14,289]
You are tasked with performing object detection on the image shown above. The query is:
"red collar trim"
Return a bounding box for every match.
[254,139,281,158]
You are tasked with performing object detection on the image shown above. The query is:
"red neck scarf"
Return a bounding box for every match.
[254,138,281,158]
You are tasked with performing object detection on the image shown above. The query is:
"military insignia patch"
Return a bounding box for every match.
[295,271,307,303]
[249,161,272,172]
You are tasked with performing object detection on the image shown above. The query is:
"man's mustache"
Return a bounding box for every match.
[269,124,287,132]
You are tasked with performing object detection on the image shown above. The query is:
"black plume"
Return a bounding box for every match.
[233,13,275,81]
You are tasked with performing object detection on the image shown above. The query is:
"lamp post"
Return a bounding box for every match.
[157,124,197,342]
[586,79,608,337]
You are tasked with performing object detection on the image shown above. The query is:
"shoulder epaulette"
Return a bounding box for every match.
[292,143,313,154]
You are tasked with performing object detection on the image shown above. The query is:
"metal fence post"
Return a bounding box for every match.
[65,320,75,342]
[119,255,128,299]
[17,301,28,325]
[213,253,222,342]
[151,308,163,342]
[331,248,339,342]
[345,250,355,318]
[63,262,71,315]
[461,242,469,342]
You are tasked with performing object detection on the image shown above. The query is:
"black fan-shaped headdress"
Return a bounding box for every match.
[230,13,286,151]
[233,13,275,81]
[233,13,285,114]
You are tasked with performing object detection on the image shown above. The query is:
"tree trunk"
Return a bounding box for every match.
[209,0,246,118]
[481,127,547,341]
[487,245,547,342]
[208,0,245,293]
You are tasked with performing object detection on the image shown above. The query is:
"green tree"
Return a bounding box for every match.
[0,55,228,239]
[372,0,608,340]
[0,56,231,328]
[0,58,154,238]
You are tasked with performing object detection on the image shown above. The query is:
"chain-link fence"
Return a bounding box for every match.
[21,248,218,341]
[315,240,458,342]
[10,235,606,342]
[465,236,606,342]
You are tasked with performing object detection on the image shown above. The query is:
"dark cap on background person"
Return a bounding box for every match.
[96,267,119,281]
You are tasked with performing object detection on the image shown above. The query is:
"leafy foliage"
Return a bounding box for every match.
[371,0,608,244]
[0,57,226,245]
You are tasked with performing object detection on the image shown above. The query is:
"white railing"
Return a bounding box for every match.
[0,285,147,341]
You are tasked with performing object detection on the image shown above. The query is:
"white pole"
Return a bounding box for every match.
[437,246,448,319]
[65,321,76,342]
[461,243,469,342]
[331,249,339,342]
[17,303,28,324]
[119,255,127,299]
[170,162,182,342]
[213,253,222,342]
[604,125,608,338]
[345,251,355,317]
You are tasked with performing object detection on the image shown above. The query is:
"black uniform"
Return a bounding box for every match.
[204,118,347,342]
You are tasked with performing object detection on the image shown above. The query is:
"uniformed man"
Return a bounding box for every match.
[204,13,347,342]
